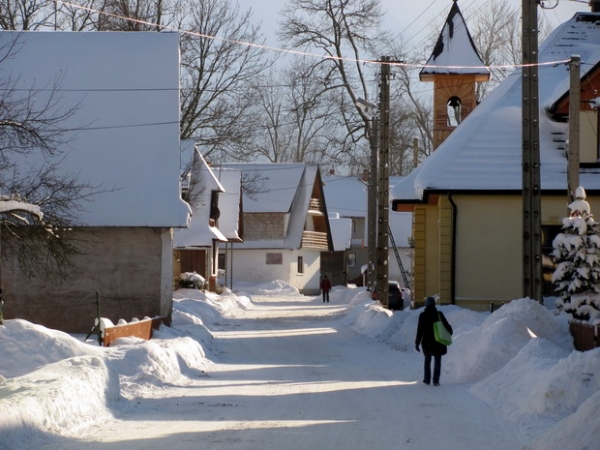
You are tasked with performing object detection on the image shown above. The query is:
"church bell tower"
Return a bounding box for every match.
[420,0,490,149]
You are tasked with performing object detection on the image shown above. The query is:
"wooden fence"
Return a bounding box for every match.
[103,315,170,347]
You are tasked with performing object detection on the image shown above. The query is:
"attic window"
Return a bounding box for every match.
[210,191,220,222]
[447,96,462,127]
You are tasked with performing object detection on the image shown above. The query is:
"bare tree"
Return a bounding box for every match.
[95,0,169,31]
[441,2,553,102]
[177,0,272,162]
[244,57,341,165]
[245,71,290,163]
[0,38,97,277]
[279,0,387,171]
[0,0,56,30]
[57,0,103,31]
[0,0,109,31]
[389,62,434,172]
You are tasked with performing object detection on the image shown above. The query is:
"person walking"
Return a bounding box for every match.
[320,275,332,303]
[415,296,453,386]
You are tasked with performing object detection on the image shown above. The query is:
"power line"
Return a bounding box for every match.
[59,1,573,71]
[63,120,179,132]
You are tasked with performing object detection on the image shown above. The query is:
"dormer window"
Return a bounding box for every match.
[209,191,220,226]
[447,96,462,127]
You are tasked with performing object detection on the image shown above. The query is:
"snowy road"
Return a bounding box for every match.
[39,295,523,450]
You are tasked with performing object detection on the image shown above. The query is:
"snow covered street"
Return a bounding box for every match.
[2,284,599,449]
[42,293,516,449]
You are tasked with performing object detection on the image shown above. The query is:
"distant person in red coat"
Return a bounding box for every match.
[320,275,332,303]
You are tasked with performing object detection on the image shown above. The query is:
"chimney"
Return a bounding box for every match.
[361,169,370,182]
[591,0,600,12]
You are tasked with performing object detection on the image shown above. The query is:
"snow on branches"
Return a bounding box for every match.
[552,187,600,324]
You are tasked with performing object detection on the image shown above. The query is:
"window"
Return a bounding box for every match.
[447,96,462,127]
[209,191,220,225]
[297,256,304,274]
[347,252,356,268]
[266,253,282,265]
[352,220,357,234]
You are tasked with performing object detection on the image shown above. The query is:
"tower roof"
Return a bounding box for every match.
[420,0,490,82]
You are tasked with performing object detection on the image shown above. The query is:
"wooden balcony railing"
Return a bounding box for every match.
[301,230,329,249]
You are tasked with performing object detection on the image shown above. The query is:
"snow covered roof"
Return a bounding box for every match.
[213,167,243,242]
[420,0,490,81]
[174,148,227,248]
[322,175,368,218]
[217,163,324,250]
[329,215,352,251]
[219,163,307,213]
[1,31,190,228]
[393,11,600,204]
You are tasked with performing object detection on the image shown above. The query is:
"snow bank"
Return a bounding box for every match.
[0,319,104,378]
[0,355,120,446]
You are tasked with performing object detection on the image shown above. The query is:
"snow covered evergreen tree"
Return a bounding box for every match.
[552,187,600,324]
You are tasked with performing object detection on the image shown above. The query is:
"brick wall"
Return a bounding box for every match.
[243,213,285,240]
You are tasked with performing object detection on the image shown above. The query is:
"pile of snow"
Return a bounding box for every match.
[231,279,301,296]
[1,282,599,450]
[178,271,206,289]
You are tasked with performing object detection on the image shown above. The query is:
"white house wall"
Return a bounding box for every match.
[227,248,321,294]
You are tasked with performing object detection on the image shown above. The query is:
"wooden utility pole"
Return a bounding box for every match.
[522,0,543,303]
[375,56,391,307]
[413,138,419,169]
[367,118,378,292]
[567,55,581,202]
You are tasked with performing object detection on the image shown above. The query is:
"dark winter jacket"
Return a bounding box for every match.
[320,278,332,292]
[415,305,453,356]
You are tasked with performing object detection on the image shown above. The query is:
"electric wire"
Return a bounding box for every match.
[60,0,573,71]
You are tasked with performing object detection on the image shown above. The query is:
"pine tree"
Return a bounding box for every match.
[552,187,600,323]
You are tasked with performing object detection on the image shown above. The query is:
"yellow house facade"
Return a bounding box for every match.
[407,194,600,311]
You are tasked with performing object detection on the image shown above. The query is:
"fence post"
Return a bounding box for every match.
[84,291,102,345]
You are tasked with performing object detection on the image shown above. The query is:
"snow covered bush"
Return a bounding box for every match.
[552,187,600,324]
[179,272,206,290]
